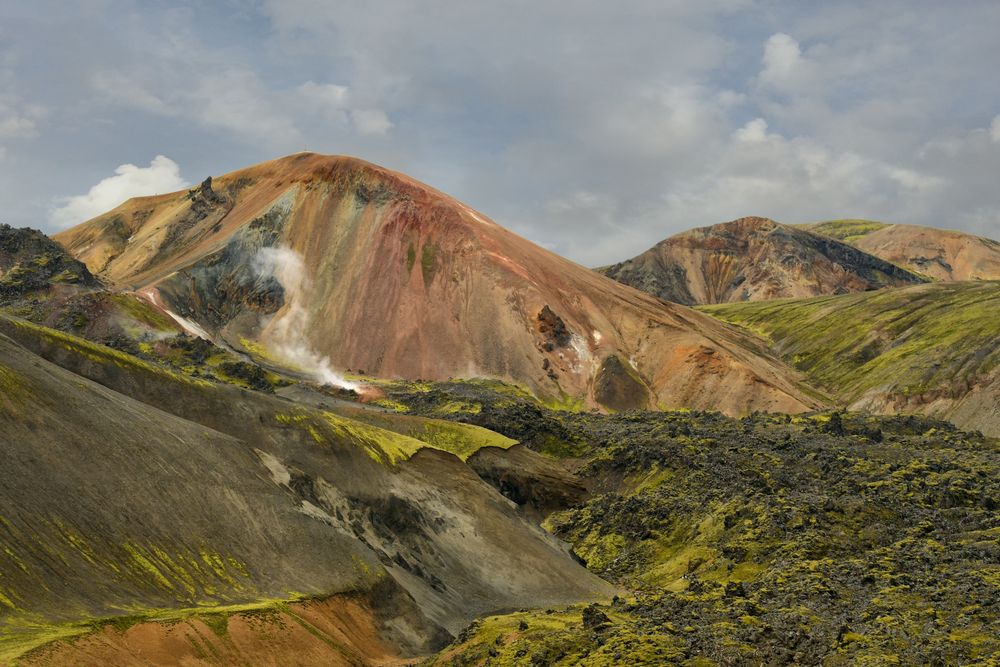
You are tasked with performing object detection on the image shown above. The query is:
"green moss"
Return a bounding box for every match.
[372,398,411,412]
[406,242,417,273]
[2,316,215,389]
[420,242,439,284]
[276,404,515,464]
[801,219,891,243]
[700,281,1000,403]
[0,364,30,415]
[108,294,178,332]
[434,400,481,415]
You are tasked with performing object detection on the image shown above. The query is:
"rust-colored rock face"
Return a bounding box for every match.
[849,224,1000,281]
[600,216,924,306]
[56,153,820,414]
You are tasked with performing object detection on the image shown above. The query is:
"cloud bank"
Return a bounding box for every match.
[0,1,997,263]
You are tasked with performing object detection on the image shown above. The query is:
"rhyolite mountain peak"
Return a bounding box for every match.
[55,153,821,414]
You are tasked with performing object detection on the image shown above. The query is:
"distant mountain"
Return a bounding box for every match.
[803,220,1000,281]
[701,280,1000,437]
[54,153,820,415]
[598,216,923,306]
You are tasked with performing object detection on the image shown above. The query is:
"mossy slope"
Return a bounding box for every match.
[423,397,1000,666]
[0,319,611,661]
[701,281,1000,436]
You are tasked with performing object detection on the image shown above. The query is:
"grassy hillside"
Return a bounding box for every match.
[799,219,890,243]
[396,385,1000,665]
[699,282,1000,416]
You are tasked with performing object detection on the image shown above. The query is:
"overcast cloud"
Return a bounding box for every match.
[0,0,998,265]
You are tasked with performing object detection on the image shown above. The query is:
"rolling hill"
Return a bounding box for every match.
[701,281,1000,437]
[599,216,923,306]
[805,219,1000,281]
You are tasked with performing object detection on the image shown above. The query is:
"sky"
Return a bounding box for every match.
[1,0,999,266]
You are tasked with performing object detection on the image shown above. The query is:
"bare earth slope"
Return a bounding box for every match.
[701,281,1000,437]
[55,153,820,414]
[599,216,922,306]
[0,315,615,663]
[805,220,1000,281]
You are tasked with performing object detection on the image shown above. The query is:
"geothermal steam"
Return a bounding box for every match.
[252,246,359,391]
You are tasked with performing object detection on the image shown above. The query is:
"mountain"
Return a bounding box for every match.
[54,153,821,415]
[805,219,1000,281]
[0,313,615,663]
[598,216,923,306]
[701,280,1000,437]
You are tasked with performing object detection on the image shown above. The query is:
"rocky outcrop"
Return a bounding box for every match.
[0,224,98,300]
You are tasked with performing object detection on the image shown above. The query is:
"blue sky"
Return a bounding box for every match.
[1,0,999,265]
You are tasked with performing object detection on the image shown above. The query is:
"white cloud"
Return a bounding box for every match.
[91,72,169,114]
[350,108,393,136]
[1,2,999,255]
[0,99,45,139]
[760,33,804,89]
[298,81,349,107]
[296,82,393,135]
[887,166,941,191]
[734,117,773,143]
[50,156,188,229]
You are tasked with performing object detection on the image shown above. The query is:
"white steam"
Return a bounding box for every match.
[252,246,359,391]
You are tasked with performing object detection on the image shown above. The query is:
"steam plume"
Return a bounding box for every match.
[252,246,359,391]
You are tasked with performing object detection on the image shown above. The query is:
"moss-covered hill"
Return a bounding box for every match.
[801,221,1000,282]
[392,384,999,666]
[700,281,1000,438]
[797,219,890,244]
[0,224,98,298]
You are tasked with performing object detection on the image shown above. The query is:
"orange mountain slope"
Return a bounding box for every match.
[56,153,822,414]
[599,216,924,306]
[805,220,1000,281]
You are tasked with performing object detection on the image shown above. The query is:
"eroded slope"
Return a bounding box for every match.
[0,317,613,663]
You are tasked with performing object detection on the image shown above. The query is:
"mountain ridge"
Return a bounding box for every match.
[802,220,1000,281]
[599,216,923,305]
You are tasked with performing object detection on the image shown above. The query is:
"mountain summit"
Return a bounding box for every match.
[599,216,923,305]
[55,153,819,414]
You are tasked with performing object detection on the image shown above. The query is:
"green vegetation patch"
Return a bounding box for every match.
[420,241,440,284]
[803,219,890,243]
[0,316,216,389]
[276,405,515,464]
[700,281,1000,402]
[0,363,31,416]
[380,378,587,457]
[432,407,1000,665]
